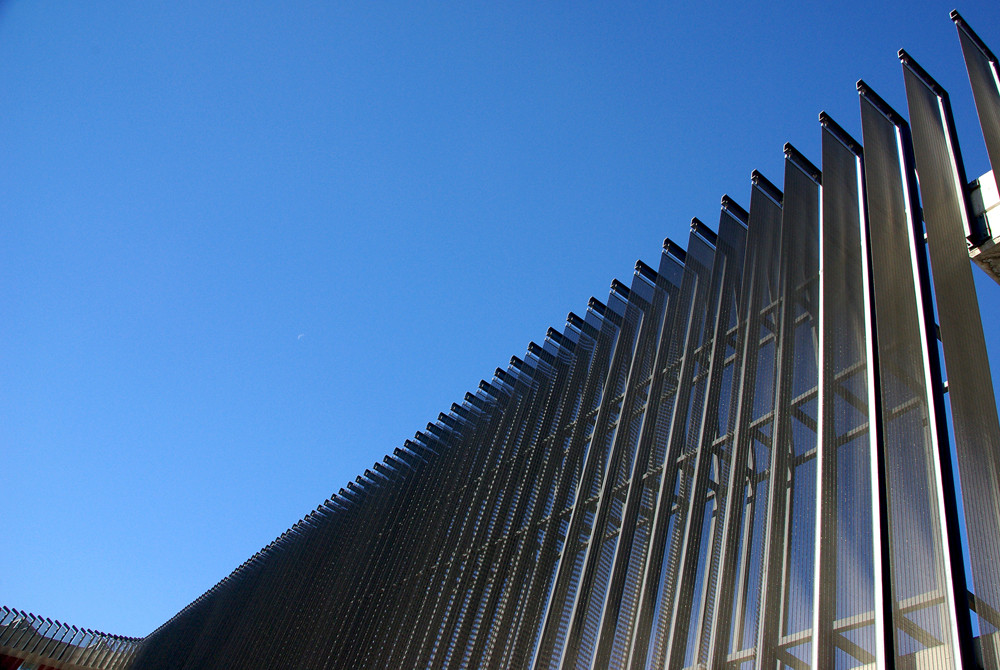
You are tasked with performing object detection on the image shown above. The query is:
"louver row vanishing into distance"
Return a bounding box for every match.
[4,10,1000,670]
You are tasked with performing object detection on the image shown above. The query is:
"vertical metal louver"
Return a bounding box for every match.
[901,44,1000,668]
[12,12,991,670]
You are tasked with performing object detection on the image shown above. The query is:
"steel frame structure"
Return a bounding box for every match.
[0,607,140,670]
[7,12,1000,670]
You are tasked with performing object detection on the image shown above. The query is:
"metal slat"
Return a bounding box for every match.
[859,81,968,669]
[559,269,667,668]
[812,112,887,669]
[954,11,1000,187]
[662,206,747,669]
[706,174,784,669]
[578,256,677,669]
[754,146,821,670]
[533,281,645,668]
[902,51,1000,660]
[48,14,1000,670]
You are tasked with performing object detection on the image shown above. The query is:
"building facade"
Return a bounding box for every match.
[5,11,1000,670]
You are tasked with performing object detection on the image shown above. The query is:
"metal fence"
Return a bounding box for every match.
[10,11,1000,670]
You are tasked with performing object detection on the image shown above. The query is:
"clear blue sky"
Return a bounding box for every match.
[2,1,998,638]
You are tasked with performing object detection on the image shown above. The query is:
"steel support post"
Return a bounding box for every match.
[902,50,1000,664]
[664,206,748,669]
[754,145,821,670]
[859,81,969,669]
[706,173,784,670]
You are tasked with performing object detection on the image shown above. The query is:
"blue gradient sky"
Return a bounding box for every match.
[2,1,998,637]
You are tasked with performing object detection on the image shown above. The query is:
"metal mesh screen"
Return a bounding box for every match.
[812,114,881,669]
[44,12,996,670]
[859,84,967,669]
[902,53,1000,666]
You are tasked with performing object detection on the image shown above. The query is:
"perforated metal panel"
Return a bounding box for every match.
[811,113,883,670]
[46,13,998,670]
